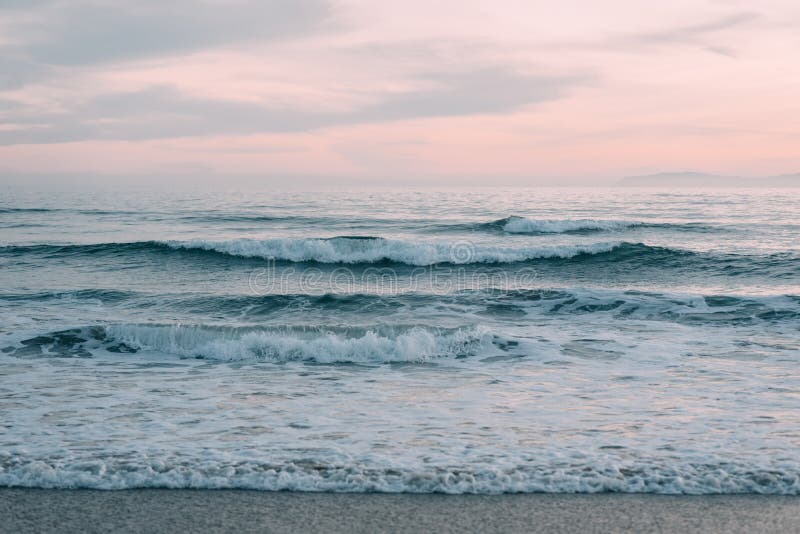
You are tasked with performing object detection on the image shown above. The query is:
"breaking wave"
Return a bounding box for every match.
[2,454,798,494]
[0,239,633,265]
[162,237,629,265]
[474,216,714,234]
[497,216,644,234]
[7,239,795,278]
[6,324,496,363]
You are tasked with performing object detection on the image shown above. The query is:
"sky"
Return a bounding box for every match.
[0,0,799,186]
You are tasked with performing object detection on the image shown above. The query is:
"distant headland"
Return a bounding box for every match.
[618,172,800,187]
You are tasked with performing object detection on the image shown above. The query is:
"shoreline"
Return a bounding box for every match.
[3,490,799,533]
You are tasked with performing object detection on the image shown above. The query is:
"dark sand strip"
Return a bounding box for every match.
[2,490,799,534]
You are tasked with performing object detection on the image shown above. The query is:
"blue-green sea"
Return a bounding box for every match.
[1,187,798,493]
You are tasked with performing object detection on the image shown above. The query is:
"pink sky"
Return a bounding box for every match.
[0,0,798,185]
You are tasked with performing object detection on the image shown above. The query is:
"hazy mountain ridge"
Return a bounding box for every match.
[619,172,800,187]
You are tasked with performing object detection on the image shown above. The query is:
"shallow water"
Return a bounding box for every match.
[1,187,799,493]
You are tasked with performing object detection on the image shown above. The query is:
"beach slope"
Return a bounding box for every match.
[3,490,800,534]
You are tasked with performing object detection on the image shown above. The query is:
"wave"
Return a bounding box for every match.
[4,240,798,279]
[0,288,137,303]
[3,288,797,327]
[493,288,800,325]
[0,239,629,265]
[104,239,800,277]
[0,223,48,229]
[2,454,798,494]
[176,213,337,224]
[6,324,496,363]
[0,242,167,258]
[0,207,142,216]
[162,237,632,265]
[0,207,53,214]
[494,216,644,234]
[475,217,714,235]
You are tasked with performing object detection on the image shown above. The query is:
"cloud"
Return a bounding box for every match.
[0,55,50,90]
[0,67,585,144]
[359,68,578,121]
[634,12,759,44]
[0,0,57,9]
[1,0,334,66]
[536,11,761,57]
[626,11,759,56]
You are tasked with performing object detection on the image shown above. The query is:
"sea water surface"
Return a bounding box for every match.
[1,187,799,493]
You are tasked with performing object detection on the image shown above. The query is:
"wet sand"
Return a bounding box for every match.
[2,489,799,533]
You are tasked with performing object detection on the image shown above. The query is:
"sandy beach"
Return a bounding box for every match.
[3,490,799,533]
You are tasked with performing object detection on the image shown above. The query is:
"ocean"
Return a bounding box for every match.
[1,187,798,494]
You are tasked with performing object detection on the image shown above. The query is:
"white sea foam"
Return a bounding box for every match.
[2,454,798,494]
[104,324,493,363]
[502,217,640,234]
[4,304,799,495]
[162,237,624,265]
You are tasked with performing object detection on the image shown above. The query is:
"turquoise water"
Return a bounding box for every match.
[1,187,799,492]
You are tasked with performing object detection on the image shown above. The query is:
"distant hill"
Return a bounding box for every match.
[618,171,800,187]
[767,173,800,187]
